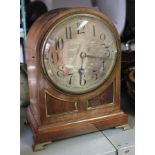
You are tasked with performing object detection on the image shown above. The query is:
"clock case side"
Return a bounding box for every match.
[25,8,128,147]
[25,8,69,130]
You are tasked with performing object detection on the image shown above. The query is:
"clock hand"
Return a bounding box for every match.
[85,54,104,60]
[79,68,85,85]
[80,52,86,60]
[79,52,86,85]
[87,55,103,59]
[79,52,86,69]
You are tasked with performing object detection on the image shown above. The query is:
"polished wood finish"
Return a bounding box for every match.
[88,83,113,108]
[26,7,128,151]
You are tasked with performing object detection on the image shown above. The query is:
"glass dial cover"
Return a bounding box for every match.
[41,13,118,94]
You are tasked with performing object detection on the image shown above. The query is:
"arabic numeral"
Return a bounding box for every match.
[65,26,72,39]
[92,70,98,80]
[55,38,64,50]
[100,33,106,46]
[68,73,73,85]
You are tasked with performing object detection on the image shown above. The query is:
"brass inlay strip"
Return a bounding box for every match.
[87,102,114,110]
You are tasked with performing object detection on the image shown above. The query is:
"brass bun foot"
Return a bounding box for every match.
[33,141,52,151]
[116,124,130,131]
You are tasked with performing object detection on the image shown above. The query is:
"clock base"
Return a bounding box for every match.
[26,106,128,151]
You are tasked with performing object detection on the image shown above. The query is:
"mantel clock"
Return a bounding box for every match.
[26,7,128,151]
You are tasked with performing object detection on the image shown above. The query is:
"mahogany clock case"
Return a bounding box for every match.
[26,7,128,150]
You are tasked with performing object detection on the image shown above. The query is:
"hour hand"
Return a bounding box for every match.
[85,54,104,60]
[80,51,104,60]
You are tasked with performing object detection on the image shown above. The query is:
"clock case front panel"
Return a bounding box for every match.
[26,8,128,149]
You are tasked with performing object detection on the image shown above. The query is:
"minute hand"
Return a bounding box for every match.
[79,52,86,86]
